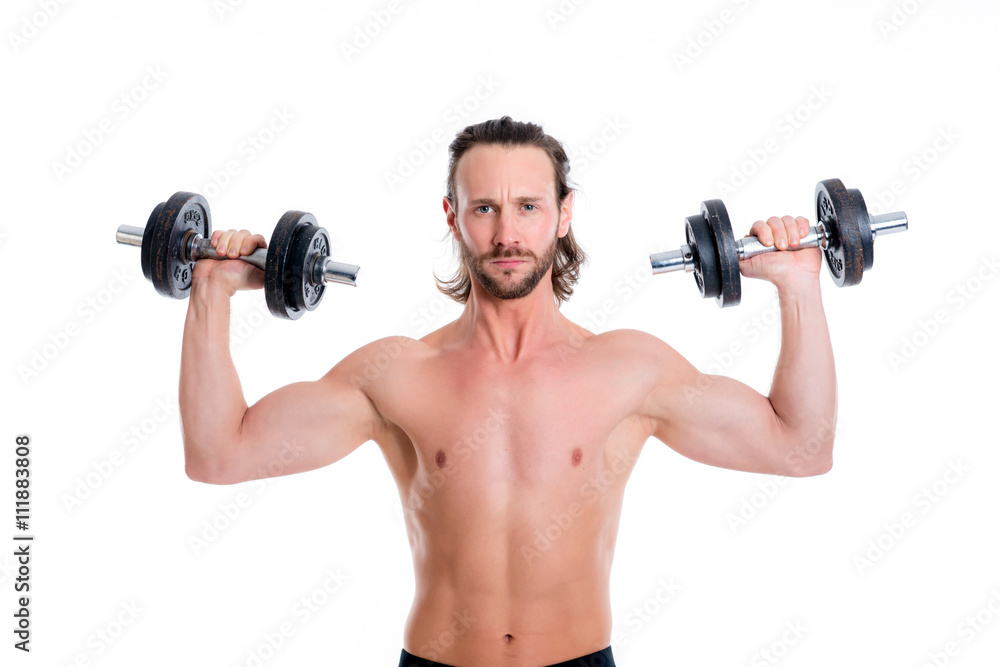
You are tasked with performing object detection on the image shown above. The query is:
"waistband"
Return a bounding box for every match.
[398,645,616,667]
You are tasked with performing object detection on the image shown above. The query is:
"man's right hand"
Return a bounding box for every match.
[192,228,267,296]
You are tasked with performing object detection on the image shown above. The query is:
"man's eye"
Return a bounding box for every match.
[523,204,536,211]
[476,205,492,214]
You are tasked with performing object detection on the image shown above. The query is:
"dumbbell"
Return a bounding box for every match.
[116,192,361,319]
[649,178,908,307]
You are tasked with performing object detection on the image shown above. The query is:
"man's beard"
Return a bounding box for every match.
[461,229,559,300]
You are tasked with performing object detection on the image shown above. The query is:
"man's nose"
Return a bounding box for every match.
[493,207,521,248]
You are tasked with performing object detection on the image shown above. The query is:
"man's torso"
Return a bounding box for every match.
[364,324,657,666]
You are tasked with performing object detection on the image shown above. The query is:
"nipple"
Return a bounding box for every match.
[571,448,583,466]
[435,449,446,468]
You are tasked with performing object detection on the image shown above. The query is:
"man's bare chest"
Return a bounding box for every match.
[371,340,654,489]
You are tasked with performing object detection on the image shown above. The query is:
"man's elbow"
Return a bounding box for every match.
[185,460,219,484]
[781,437,834,477]
[183,441,241,485]
[792,452,833,477]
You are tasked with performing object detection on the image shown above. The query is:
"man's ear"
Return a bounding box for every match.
[443,196,460,242]
[557,191,574,238]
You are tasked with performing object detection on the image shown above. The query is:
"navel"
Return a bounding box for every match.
[435,449,447,468]
[571,447,583,466]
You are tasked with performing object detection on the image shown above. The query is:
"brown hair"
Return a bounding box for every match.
[435,116,588,306]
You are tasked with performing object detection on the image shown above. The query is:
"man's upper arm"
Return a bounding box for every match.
[633,330,797,476]
[213,338,395,485]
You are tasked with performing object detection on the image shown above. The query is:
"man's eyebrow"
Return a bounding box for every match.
[469,196,545,206]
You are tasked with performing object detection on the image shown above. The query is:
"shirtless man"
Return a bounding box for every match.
[179,116,835,667]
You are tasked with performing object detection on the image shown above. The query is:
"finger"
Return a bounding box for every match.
[227,229,252,258]
[216,229,236,257]
[796,216,810,239]
[210,230,222,246]
[768,216,788,250]
[781,215,799,246]
[239,231,264,256]
[750,219,773,246]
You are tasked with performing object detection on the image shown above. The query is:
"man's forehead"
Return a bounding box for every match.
[455,144,556,202]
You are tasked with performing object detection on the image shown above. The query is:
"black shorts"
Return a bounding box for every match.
[398,645,616,666]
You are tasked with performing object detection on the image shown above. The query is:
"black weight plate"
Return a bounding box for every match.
[702,199,742,307]
[685,213,721,300]
[265,211,317,320]
[815,179,864,287]
[140,202,165,283]
[286,224,330,315]
[847,187,874,272]
[147,192,211,299]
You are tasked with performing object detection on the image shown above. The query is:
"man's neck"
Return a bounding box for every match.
[453,286,568,363]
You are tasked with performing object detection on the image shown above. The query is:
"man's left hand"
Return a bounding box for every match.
[738,215,822,288]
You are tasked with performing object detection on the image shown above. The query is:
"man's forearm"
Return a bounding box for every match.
[768,274,836,473]
[179,278,247,480]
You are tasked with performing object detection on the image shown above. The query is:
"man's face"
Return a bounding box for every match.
[446,144,573,300]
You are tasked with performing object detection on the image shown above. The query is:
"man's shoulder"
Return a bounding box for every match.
[323,335,432,388]
[590,327,670,351]
[587,328,690,370]
[348,335,433,365]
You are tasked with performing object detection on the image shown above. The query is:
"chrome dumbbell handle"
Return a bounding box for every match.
[115,225,360,287]
[735,224,829,261]
[650,211,908,275]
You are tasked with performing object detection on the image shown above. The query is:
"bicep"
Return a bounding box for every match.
[639,336,789,475]
[225,345,387,484]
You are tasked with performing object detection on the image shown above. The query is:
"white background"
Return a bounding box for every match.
[2,1,999,665]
